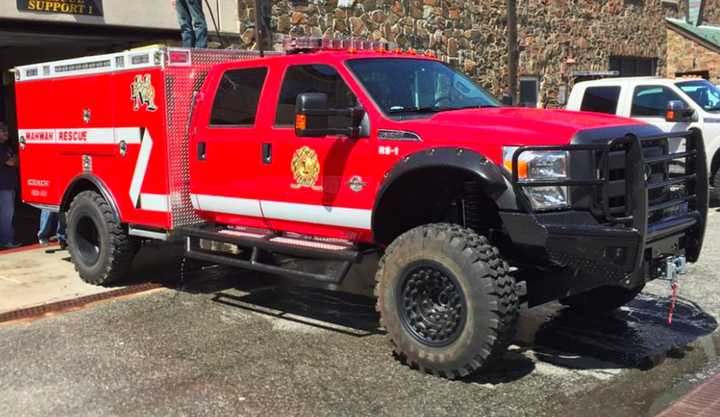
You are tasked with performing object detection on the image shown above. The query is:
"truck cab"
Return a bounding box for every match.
[567,77,720,191]
[14,40,708,379]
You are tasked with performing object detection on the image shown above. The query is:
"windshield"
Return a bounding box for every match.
[346,58,499,117]
[676,79,720,112]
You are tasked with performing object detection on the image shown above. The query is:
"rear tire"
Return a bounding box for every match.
[375,223,519,379]
[66,191,137,286]
[560,284,644,314]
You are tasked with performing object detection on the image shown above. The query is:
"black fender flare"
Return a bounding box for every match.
[60,173,122,222]
[372,147,518,232]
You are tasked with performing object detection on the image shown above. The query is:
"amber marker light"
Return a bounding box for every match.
[295,114,307,130]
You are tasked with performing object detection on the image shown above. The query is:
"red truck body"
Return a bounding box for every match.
[15,46,642,243]
[13,43,707,378]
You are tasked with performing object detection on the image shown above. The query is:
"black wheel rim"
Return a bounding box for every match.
[397,262,467,347]
[75,215,101,266]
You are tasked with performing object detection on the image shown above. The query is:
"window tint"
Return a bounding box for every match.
[631,86,685,117]
[580,86,621,114]
[210,67,267,126]
[275,64,357,126]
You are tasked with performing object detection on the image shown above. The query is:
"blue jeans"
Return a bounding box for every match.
[176,0,208,48]
[0,189,15,245]
[38,210,66,243]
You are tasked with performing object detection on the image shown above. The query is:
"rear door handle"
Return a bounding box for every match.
[262,143,272,164]
[197,141,206,161]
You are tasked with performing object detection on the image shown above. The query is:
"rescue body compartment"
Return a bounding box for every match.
[14,47,257,232]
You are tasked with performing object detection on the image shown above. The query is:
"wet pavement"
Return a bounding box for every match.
[2,212,720,416]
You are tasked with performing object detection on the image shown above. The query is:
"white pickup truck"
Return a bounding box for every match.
[567,77,720,194]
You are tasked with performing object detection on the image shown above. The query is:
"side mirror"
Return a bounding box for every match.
[665,100,695,123]
[295,92,365,138]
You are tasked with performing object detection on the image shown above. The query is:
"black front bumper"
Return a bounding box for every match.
[501,130,707,302]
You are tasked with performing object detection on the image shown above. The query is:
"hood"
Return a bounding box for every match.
[406,107,647,148]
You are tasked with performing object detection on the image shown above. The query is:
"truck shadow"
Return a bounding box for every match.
[169,261,718,383]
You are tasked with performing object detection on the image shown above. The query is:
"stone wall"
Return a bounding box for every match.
[236,0,684,107]
[666,28,720,83]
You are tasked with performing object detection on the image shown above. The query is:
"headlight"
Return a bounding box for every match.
[503,147,569,210]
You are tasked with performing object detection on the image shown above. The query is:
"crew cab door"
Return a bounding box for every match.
[189,65,270,228]
[260,63,375,241]
[623,85,693,152]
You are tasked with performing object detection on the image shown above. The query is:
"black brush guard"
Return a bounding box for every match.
[505,130,707,286]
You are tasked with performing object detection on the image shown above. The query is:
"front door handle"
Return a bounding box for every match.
[262,143,272,164]
[197,142,206,161]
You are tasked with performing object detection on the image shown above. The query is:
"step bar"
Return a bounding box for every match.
[180,226,362,284]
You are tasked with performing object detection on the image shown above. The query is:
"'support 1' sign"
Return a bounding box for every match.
[17,0,103,17]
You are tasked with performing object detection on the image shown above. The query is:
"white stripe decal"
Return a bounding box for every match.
[190,194,372,230]
[139,194,168,212]
[19,127,143,144]
[193,194,263,217]
[129,129,153,209]
[262,200,372,229]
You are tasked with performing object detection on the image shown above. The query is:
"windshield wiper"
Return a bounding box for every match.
[388,106,442,114]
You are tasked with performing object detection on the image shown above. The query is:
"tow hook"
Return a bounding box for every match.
[662,256,687,326]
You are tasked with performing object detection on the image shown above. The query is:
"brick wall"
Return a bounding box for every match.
[236,0,684,107]
[666,28,720,83]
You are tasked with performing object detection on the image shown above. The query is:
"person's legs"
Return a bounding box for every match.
[57,213,67,247]
[176,0,195,48]
[186,0,208,48]
[0,189,16,246]
[38,210,58,244]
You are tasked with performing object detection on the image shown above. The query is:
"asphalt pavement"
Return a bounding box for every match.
[2,212,720,417]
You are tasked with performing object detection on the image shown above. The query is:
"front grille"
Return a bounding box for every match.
[595,133,700,233]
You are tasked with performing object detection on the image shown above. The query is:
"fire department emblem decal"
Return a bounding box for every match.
[131,74,158,112]
[291,146,322,191]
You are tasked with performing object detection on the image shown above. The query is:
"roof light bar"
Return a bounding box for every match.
[283,36,398,53]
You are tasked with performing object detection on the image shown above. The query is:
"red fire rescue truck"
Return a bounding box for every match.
[14,40,707,378]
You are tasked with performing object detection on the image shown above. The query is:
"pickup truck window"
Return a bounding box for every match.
[346,58,498,118]
[210,67,268,126]
[275,64,357,127]
[579,86,620,114]
[631,85,685,117]
[677,80,720,112]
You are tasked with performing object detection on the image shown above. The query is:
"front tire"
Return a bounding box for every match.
[375,224,519,379]
[66,191,137,286]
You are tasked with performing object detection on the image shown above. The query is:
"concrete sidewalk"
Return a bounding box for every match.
[0,242,184,314]
[0,246,110,314]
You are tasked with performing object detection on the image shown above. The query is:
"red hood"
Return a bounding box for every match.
[394,107,648,163]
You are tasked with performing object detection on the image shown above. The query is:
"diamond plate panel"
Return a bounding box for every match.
[164,48,280,228]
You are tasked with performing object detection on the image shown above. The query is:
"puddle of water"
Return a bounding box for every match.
[531,293,718,369]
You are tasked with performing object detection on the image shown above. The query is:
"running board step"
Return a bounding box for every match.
[180,226,361,284]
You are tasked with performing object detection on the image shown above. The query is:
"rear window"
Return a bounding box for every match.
[580,86,621,114]
[210,67,268,126]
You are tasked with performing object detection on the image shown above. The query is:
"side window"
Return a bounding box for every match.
[275,64,357,127]
[210,67,268,126]
[631,85,685,117]
[580,86,621,114]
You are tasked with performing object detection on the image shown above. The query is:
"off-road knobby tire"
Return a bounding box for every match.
[66,191,136,286]
[560,284,644,315]
[375,223,519,379]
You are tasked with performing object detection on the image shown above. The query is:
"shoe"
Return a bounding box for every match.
[59,241,68,250]
[0,242,22,249]
[38,238,49,245]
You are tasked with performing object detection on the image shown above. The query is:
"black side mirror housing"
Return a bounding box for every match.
[665,100,695,123]
[295,92,365,138]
